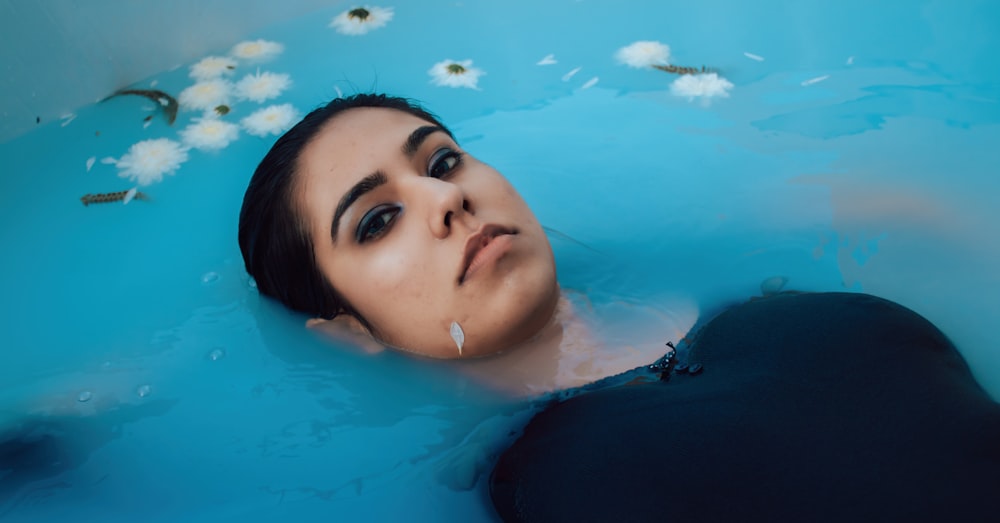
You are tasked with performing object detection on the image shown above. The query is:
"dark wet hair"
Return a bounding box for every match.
[238,93,450,322]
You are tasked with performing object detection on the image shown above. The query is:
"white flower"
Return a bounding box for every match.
[615,41,671,68]
[669,73,734,103]
[241,104,300,137]
[180,117,240,151]
[179,80,233,111]
[189,56,237,80]
[230,39,284,61]
[235,71,291,103]
[428,59,485,89]
[330,6,394,35]
[116,138,189,186]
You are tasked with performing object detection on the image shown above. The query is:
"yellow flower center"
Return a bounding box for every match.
[348,7,371,20]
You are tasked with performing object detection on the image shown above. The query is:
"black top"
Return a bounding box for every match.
[491,292,1000,522]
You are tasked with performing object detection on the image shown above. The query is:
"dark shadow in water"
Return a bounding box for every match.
[0,399,177,514]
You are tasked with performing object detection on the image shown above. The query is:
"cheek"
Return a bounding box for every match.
[340,239,440,316]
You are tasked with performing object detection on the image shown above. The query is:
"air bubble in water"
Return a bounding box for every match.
[201,271,219,284]
[248,278,257,289]
[78,391,93,402]
[136,384,151,398]
[208,348,226,361]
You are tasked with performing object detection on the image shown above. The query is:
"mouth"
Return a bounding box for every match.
[458,224,517,284]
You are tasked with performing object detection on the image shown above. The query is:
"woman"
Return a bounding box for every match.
[240,93,675,393]
[241,93,1000,521]
[240,93,560,355]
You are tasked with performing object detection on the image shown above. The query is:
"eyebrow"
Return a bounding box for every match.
[330,170,387,243]
[402,125,449,156]
[329,125,452,243]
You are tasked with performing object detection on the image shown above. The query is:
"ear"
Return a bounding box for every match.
[306,315,385,355]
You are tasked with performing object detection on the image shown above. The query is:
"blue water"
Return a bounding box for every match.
[2,0,999,520]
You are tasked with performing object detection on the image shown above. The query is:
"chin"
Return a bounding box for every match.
[472,279,560,357]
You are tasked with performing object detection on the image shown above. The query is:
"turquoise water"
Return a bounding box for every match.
[2,0,999,520]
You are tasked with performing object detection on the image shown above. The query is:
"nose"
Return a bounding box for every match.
[420,178,474,239]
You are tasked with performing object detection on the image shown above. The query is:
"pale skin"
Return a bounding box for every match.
[297,107,560,358]
[297,107,682,395]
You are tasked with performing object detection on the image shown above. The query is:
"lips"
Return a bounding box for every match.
[458,224,516,284]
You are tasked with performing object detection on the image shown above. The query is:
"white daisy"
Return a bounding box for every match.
[330,6,394,35]
[116,138,189,186]
[180,117,240,151]
[230,39,284,62]
[241,104,300,137]
[189,56,237,80]
[669,72,734,102]
[428,59,485,89]
[235,71,291,103]
[179,80,233,111]
[615,41,671,68]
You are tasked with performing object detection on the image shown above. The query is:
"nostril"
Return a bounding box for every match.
[462,199,472,213]
[443,211,452,227]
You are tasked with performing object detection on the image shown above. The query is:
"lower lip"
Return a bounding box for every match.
[463,234,514,283]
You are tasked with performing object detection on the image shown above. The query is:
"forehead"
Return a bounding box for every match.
[303,107,434,164]
[295,107,434,216]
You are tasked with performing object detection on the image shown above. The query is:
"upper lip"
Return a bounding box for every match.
[458,224,515,284]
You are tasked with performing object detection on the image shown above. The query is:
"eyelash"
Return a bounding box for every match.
[355,204,397,243]
[428,148,464,179]
[354,148,464,244]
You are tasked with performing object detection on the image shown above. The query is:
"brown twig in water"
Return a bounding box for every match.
[652,64,716,76]
[80,189,149,206]
[103,88,179,125]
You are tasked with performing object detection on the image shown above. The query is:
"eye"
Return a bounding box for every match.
[356,204,401,243]
[427,148,463,179]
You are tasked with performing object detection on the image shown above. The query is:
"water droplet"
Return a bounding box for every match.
[136,384,151,398]
[208,348,226,361]
[78,391,93,402]
[760,275,789,296]
[201,271,219,284]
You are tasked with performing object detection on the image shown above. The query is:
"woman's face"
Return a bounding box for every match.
[296,107,559,358]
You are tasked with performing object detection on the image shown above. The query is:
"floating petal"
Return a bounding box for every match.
[561,67,581,81]
[537,54,557,65]
[450,321,465,356]
[801,74,830,86]
[122,187,138,205]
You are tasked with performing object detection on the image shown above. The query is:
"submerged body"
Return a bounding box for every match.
[491,292,1000,521]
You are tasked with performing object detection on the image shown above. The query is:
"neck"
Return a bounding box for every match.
[443,291,670,397]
